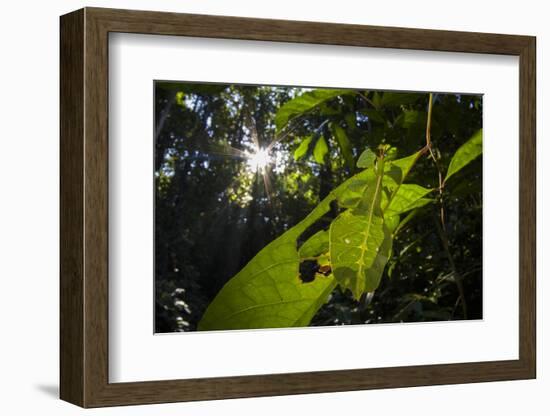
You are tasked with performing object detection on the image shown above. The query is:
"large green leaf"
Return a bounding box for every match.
[199,164,375,331]
[275,89,350,132]
[445,129,483,182]
[197,232,336,330]
[198,203,336,331]
[331,124,355,170]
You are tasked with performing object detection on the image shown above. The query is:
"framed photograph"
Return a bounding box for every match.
[60,7,536,408]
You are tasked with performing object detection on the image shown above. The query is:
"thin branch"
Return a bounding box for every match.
[358,91,377,108]
[425,94,447,230]
[425,93,467,319]
[434,217,468,319]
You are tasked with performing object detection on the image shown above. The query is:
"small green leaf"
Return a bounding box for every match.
[372,92,382,109]
[445,129,483,182]
[357,148,377,168]
[293,136,313,161]
[275,89,351,132]
[385,184,433,216]
[313,136,329,164]
[345,113,357,129]
[385,150,422,183]
[331,124,355,170]
[175,91,185,106]
[393,209,420,235]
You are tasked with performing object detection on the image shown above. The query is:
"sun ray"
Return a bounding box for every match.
[207,143,249,159]
[245,147,271,171]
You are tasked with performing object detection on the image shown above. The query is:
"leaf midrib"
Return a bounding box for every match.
[355,165,384,295]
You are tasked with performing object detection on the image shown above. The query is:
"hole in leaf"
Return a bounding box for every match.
[299,260,320,283]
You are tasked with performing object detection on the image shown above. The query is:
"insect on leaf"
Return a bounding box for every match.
[330,212,392,299]
[330,156,391,299]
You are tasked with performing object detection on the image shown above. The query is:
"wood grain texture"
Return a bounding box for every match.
[59,8,85,407]
[59,7,537,408]
[518,37,536,376]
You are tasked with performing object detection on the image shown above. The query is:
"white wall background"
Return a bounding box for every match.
[0,0,545,414]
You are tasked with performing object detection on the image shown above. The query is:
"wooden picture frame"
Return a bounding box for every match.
[60,7,536,408]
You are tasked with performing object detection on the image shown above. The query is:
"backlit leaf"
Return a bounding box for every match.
[275,89,351,132]
[386,184,433,216]
[330,212,392,299]
[357,148,376,168]
[199,147,430,328]
[313,136,329,164]
[299,230,329,258]
[199,164,381,330]
[198,202,336,330]
[445,129,483,182]
[293,136,313,160]
[330,156,389,299]
[331,124,355,170]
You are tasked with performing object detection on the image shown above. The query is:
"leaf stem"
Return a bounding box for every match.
[424,92,468,319]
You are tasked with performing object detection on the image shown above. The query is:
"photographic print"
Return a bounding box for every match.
[154,82,483,333]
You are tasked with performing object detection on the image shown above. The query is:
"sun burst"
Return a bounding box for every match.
[246,147,271,172]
